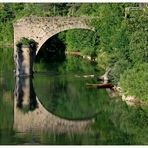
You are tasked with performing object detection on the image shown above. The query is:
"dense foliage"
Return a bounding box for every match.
[120,63,148,102]
[0,3,147,102]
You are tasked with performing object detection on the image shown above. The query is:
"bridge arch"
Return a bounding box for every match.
[13,16,94,55]
[37,27,93,54]
[13,16,95,76]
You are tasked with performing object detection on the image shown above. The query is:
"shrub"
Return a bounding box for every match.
[120,63,148,101]
[16,37,38,48]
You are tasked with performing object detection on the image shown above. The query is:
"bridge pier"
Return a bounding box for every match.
[14,39,37,77]
[13,17,95,77]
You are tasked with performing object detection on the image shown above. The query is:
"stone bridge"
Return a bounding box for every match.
[13,16,95,76]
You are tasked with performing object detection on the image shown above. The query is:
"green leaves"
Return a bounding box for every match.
[16,37,38,47]
[129,31,148,64]
[66,29,98,54]
[120,63,148,101]
[119,8,148,102]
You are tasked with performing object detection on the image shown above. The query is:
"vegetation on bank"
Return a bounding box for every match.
[0,3,148,102]
[120,63,148,102]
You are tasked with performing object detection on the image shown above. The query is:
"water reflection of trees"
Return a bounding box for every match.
[33,60,106,119]
[0,72,14,132]
[13,76,92,135]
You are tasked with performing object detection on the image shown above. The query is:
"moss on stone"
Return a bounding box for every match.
[16,37,37,47]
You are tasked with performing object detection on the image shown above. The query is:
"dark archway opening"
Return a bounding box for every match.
[35,33,66,63]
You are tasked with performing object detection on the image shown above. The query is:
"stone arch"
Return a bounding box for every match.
[36,24,94,54]
[13,16,95,76]
[13,16,95,55]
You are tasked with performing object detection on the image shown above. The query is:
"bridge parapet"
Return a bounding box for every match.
[14,16,97,25]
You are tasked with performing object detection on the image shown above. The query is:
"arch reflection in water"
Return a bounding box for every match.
[14,77,92,134]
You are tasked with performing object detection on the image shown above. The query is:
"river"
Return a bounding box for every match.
[0,53,148,145]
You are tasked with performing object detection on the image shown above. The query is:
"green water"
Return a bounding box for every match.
[0,56,148,145]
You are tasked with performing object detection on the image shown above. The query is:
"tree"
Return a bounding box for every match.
[120,63,148,102]
[129,31,148,64]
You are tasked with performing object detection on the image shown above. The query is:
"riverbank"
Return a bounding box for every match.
[65,51,146,107]
[100,68,146,106]
[65,51,97,62]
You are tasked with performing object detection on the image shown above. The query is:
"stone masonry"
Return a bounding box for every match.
[13,16,94,76]
[13,16,94,55]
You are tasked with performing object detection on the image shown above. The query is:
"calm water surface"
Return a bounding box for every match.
[0,56,148,145]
